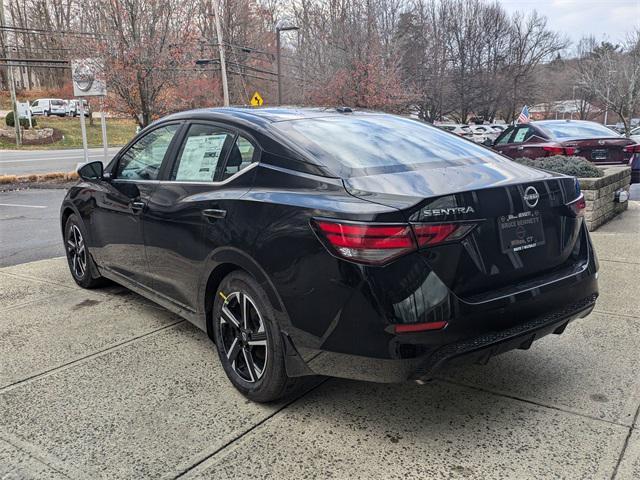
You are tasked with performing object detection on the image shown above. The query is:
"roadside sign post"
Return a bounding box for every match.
[100,96,108,163]
[17,102,31,129]
[71,58,107,165]
[77,101,89,163]
[7,65,21,146]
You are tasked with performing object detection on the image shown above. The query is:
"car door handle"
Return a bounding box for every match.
[517,146,524,150]
[131,201,146,213]
[202,208,227,220]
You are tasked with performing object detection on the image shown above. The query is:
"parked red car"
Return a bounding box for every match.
[491,120,636,168]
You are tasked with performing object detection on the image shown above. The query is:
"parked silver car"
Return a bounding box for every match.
[436,123,473,139]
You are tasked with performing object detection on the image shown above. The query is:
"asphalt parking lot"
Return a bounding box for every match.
[1,200,639,479]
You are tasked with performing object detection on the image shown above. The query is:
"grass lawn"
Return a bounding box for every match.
[0,116,137,150]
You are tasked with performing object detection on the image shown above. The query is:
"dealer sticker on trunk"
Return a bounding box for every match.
[497,210,546,253]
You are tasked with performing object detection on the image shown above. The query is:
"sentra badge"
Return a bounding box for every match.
[422,206,475,217]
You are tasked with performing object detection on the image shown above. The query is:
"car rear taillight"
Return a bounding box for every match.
[623,144,640,154]
[313,221,415,265]
[412,223,476,247]
[312,220,476,265]
[543,145,575,156]
[567,193,586,217]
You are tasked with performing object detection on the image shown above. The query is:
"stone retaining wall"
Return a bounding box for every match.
[580,166,631,231]
[0,127,54,141]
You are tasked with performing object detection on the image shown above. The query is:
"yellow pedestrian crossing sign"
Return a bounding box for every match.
[250,91,263,106]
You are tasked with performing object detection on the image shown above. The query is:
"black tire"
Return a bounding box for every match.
[212,271,298,402]
[64,214,107,289]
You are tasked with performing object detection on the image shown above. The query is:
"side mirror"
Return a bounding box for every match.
[483,138,494,147]
[77,161,104,181]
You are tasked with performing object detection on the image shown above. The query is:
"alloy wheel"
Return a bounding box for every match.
[67,224,87,278]
[219,291,268,383]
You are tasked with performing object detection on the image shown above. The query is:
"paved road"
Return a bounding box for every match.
[0,189,67,267]
[0,203,638,479]
[0,147,122,176]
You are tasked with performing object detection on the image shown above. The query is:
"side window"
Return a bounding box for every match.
[512,126,533,144]
[172,124,232,182]
[31,100,39,107]
[116,124,179,180]
[221,135,256,180]
[495,127,515,145]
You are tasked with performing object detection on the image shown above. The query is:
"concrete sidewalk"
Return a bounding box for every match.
[0,204,638,479]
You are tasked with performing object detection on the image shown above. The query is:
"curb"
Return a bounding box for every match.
[0,171,78,185]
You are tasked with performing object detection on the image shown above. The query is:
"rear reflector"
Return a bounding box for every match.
[312,219,477,265]
[394,321,448,333]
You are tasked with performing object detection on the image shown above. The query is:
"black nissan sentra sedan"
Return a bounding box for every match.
[61,107,598,402]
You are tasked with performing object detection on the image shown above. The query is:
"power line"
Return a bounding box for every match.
[0,25,109,38]
[4,44,77,53]
[197,58,278,76]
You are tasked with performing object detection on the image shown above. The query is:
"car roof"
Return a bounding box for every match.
[160,106,385,129]
[531,120,600,127]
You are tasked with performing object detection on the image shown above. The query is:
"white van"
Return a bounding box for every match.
[30,98,68,117]
[67,99,91,117]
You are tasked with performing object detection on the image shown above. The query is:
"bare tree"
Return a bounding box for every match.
[84,0,200,126]
[577,31,640,133]
[501,11,568,122]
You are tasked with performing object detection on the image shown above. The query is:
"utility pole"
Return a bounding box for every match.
[0,3,21,146]
[604,83,610,126]
[276,25,299,105]
[603,69,617,126]
[212,2,229,106]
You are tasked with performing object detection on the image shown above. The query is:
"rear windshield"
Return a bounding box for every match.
[540,122,621,140]
[273,115,502,176]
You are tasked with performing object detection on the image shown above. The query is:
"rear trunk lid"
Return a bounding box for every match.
[344,160,586,300]
[561,137,634,164]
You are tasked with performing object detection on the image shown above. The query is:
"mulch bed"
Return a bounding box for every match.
[0,178,77,192]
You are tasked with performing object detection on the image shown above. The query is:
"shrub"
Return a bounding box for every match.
[513,155,603,178]
[5,111,37,129]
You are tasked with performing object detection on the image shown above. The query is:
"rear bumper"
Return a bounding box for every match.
[290,293,597,383]
[281,220,599,383]
[409,293,596,382]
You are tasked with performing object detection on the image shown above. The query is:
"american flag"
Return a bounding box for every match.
[518,105,530,124]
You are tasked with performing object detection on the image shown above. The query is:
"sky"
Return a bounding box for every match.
[493,0,640,47]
